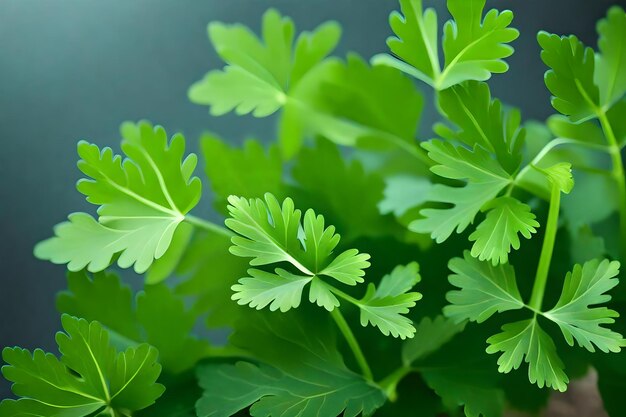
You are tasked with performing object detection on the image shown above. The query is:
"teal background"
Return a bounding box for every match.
[0,0,623,399]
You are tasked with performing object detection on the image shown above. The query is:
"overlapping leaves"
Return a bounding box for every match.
[410,83,536,265]
[444,255,624,391]
[374,0,519,90]
[539,6,626,121]
[0,315,164,416]
[226,193,421,338]
[196,312,386,417]
[189,9,425,158]
[57,271,211,373]
[34,121,201,273]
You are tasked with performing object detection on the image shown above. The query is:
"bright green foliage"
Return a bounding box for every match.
[196,313,386,417]
[189,9,340,117]
[57,271,211,373]
[595,7,626,107]
[232,268,312,312]
[444,252,524,323]
[469,197,539,265]
[410,140,511,242]
[226,193,369,280]
[201,136,284,211]
[486,318,568,392]
[375,0,518,90]
[34,121,201,273]
[409,82,537,265]
[13,2,626,416]
[544,259,623,353]
[0,315,164,416]
[226,193,421,338]
[538,162,575,194]
[359,263,422,339]
[538,32,599,122]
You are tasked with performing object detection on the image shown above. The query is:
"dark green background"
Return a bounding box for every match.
[0,0,623,399]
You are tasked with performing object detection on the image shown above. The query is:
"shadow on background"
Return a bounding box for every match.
[0,0,624,398]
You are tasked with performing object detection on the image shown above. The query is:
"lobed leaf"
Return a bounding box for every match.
[35,121,201,273]
[444,252,525,323]
[486,318,568,392]
[0,315,164,416]
[544,259,624,353]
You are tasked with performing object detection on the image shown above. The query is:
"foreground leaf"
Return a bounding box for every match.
[35,121,201,273]
[359,263,422,339]
[486,318,568,391]
[0,315,164,416]
[469,197,539,265]
[444,252,525,323]
[196,312,385,417]
[544,259,623,353]
[226,193,370,282]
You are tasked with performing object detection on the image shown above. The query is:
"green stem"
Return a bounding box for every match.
[330,308,373,381]
[598,112,626,262]
[528,185,561,311]
[378,365,414,401]
[185,215,233,237]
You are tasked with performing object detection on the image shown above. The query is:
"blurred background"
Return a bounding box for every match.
[1,0,624,400]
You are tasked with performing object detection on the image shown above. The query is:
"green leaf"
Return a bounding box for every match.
[421,369,505,417]
[435,81,525,173]
[440,0,519,90]
[201,136,284,212]
[281,54,424,156]
[146,221,194,284]
[544,259,624,353]
[409,140,512,243]
[359,263,422,339]
[402,316,465,365]
[292,139,391,238]
[486,317,568,392]
[231,268,312,312]
[174,231,250,327]
[469,197,539,265]
[189,9,340,117]
[376,0,518,90]
[0,315,164,416]
[538,32,599,122]
[57,271,211,373]
[196,312,386,417]
[537,162,574,193]
[444,251,524,323]
[226,193,370,282]
[595,6,626,107]
[35,121,201,274]
[378,175,431,217]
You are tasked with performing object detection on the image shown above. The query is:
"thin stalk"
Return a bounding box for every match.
[185,215,233,237]
[330,308,373,381]
[528,185,561,311]
[598,112,626,262]
[378,365,414,401]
